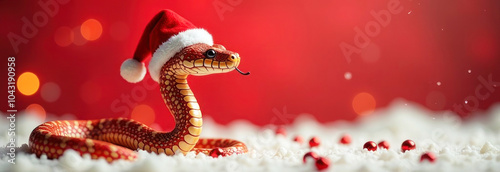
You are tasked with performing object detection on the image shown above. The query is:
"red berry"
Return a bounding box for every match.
[276,127,286,136]
[315,157,330,170]
[340,134,351,144]
[309,137,321,148]
[420,152,436,163]
[209,148,223,158]
[378,141,390,149]
[293,135,304,144]
[363,141,377,151]
[401,140,416,152]
[303,152,319,163]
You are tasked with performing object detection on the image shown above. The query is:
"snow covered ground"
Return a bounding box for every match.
[1,99,500,172]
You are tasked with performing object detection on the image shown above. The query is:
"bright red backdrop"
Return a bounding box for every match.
[1,0,499,129]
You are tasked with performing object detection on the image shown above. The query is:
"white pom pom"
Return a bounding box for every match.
[120,59,146,83]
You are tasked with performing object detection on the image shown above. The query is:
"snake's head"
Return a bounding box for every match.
[173,43,249,76]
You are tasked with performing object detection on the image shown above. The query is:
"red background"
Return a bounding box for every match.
[1,0,499,129]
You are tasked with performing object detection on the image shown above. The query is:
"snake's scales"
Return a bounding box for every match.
[29,43,248,162]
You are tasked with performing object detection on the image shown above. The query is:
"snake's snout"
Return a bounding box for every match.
[228,53,250,75]
[228,53,240,63]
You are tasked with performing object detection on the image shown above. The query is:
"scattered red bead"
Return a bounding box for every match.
[293,135,304,144]
[401,140,416,152]
[315,157,330,170]
[340,134,351,144]
[363,141,377,151]
[209,148,223,158]
[303,152,319,163]
[276,127,287,136]
[309,137,321,148]
[420,152,436,163]
[378,141,390,149]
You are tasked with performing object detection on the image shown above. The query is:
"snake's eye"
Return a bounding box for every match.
[205,49,216,58]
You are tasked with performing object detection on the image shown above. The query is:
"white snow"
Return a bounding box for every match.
[1,99,500,172]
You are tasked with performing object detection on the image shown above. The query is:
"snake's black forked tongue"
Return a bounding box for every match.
[235,67,250,75]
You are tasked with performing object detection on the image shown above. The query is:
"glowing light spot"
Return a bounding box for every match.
[344,72,352,80]
[41,82,61,102]
[54,27,74,47]
[149,123,163,131]
[468,70,472,74]
[131,104,155,126]
[436,82,441,86]
[18,72,40,96]
[352,92,376,116]
[80,81,101,104]
[72,26,88,46]
[26,104,46,121]
[81,19,103,41]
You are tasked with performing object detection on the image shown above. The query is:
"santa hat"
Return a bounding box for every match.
[120,9,213,83]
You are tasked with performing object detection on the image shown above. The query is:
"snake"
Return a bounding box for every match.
[29,43,250,162]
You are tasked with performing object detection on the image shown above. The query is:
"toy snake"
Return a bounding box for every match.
[29,10,249,162]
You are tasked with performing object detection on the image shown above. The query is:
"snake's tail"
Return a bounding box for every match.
[192,138,248,156]
[29,121,138,162]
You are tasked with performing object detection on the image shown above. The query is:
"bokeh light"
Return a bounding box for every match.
[149,123,163,131]
[26,104,46,121]
[18,72,40,96]
[352,92,376,116]
[80,81,102,104]
[41,82,61,102]
[81,19,103,41]
[344,72,352,80]
[72,26,88,46]
[131,104,156,125]
[54,26,74,47]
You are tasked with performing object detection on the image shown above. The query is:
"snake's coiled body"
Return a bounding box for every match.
[29,43,248,162]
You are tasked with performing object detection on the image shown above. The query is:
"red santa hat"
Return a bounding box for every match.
[120,9,213,83]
